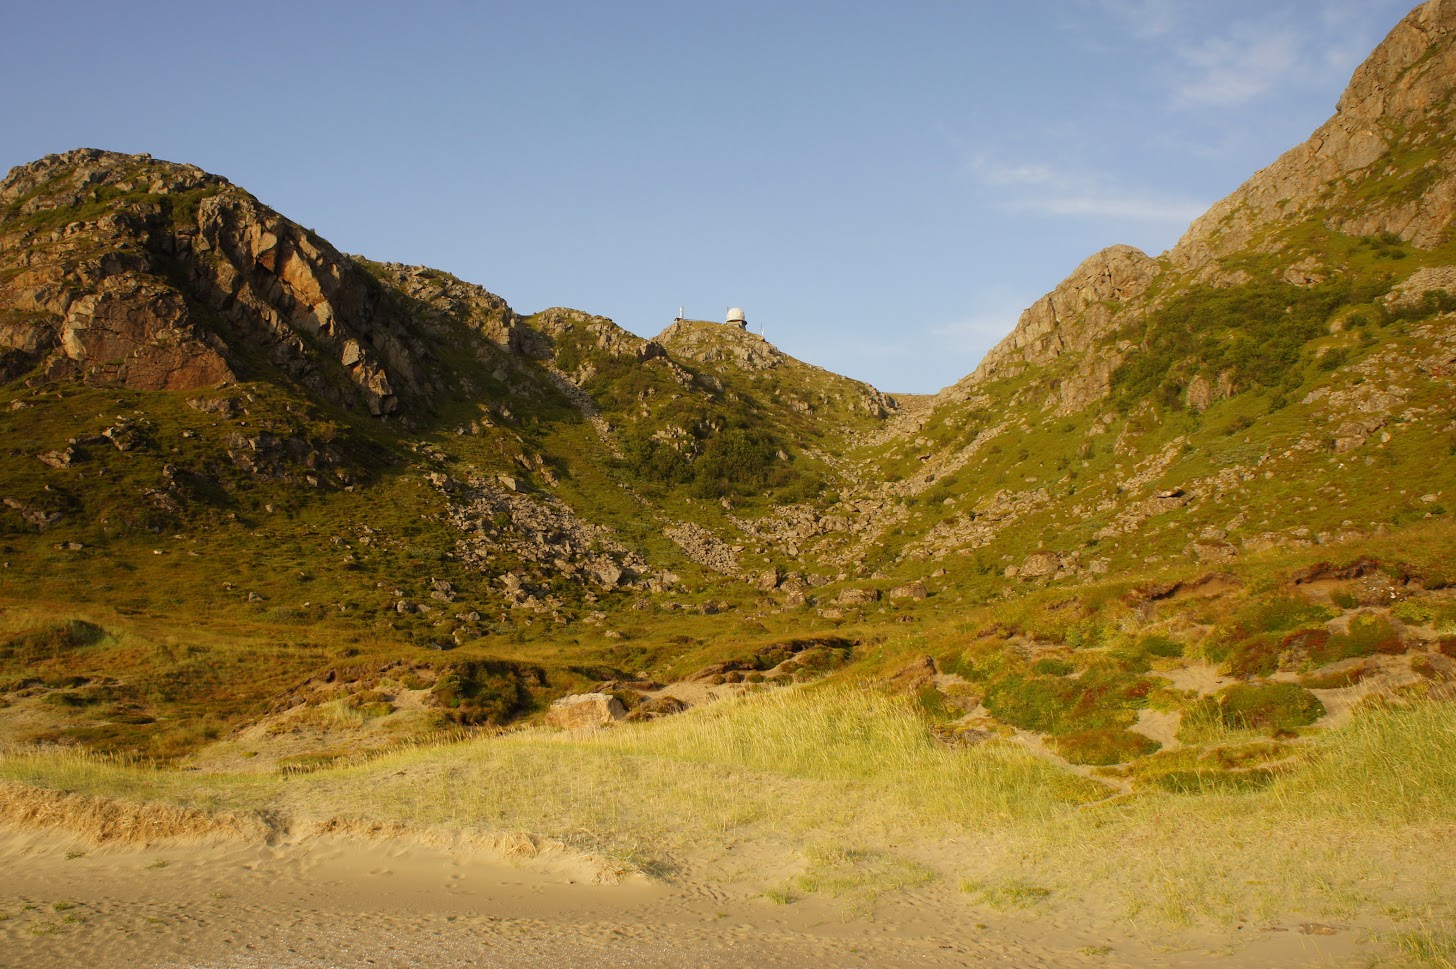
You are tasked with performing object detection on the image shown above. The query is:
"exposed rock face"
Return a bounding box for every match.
[890,580,928,601]
[949,0,1456,417]
[664,522,742,575]
[438,473,655,595]
[1172,0,1456,270]
[971,245,1159,384]
[367,261,530,354]
[1386,266,1456,307]
[657,318,787,372]
[531,306,662,365]
[0,149,467,414]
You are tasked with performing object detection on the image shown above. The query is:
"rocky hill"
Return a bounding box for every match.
[841,0,1456,579]
[0,2,1453,781]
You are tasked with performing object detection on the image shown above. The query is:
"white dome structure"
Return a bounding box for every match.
[726,307,747,328]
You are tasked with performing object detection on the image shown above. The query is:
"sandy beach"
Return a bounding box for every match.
[0,824,1377,969]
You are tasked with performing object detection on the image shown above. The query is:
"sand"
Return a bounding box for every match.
[0,825,1377,969]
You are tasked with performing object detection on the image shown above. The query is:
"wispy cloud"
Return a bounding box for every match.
[1083,0,1181,38]
[931,300,1034,355]
[1077,2,1407,112]
[969,154,1208,225]
[1172,25,1301,107]
[1025,194,1208,223]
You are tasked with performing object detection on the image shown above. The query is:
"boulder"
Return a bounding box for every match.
[890,580,929,601]
[545,693,625,730]
[625,695,689,722]
[889,655,938,691]
[1018,551,1062,578]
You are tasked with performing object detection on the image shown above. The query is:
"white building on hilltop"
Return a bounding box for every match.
[725,307,747,329]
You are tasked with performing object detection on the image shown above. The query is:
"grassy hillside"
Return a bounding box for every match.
[3,8,1456,956]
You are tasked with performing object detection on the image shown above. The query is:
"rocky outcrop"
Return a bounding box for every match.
[1172,0,1456,269]
[1385,266,1456,307]
[530,307,663,365]
[656,318,897,418]
[945,0,1456,420]
[663,521,741,575]
[657,318,786,372]
[0,149,469,415]
[438,473,656,595]
[970,245,1159,385]
[367,261,530,355]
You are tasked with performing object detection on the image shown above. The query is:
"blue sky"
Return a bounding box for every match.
[1,0,1420,392]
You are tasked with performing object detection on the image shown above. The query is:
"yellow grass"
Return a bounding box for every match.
[2,685,1454,934]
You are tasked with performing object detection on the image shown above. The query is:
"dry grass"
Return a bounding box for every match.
[1,684,1453,935]
[285,686,1101,869]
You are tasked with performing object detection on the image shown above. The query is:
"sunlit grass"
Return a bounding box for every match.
[2,683,1454,929]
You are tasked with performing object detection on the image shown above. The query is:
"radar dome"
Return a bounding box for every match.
[726,307,747,327]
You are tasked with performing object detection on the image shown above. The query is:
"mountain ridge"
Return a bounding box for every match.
[0,0,1452,778]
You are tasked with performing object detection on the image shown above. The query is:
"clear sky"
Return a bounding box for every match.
[0,0,1420,393]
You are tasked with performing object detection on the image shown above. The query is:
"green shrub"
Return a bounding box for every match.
[1223,632,1287,678]
[430,660,537,725]
[1031,657,1075,677]
[0,620,107,663]
[1186,683,1326,737]
[1308,614,1405,665]
[984,668,1152,735]
[1139,634,1184,658]
[1110,278,1389,410]
[1392,600,1437,625]
[1298,664,1372,689]
[1051,727,1161,766]
[1240,596,1336,635]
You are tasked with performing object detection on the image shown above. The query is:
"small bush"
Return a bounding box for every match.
[1139,634,1184,658]
[1052,727,1161,766]
[1392,600,1437,625]
[1185,683,1326,737]
[1310,615,1405,664]
[0,620,107,663]
[984,668,1152,735]
[1240,596,1336,635]
[1223,632,1288,678]
[1031,657,1075,677]
[431,660,536,725]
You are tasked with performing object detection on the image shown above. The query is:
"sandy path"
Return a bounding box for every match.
[0,829,1372,969]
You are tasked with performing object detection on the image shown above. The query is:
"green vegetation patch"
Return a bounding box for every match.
[1051,727,1161,766]
[0,620,107,663]
[1180,683,1325,741]
[1299,664,1373,690]
[959,877,1054,910]
[430,660,543,726]
[983,667,1155,735]
[1109,739,1292,793]
[1111,277,1390,410]
[1152,768,1280,795]
[1316,614,1407,662]
[1203,596,1340,675]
